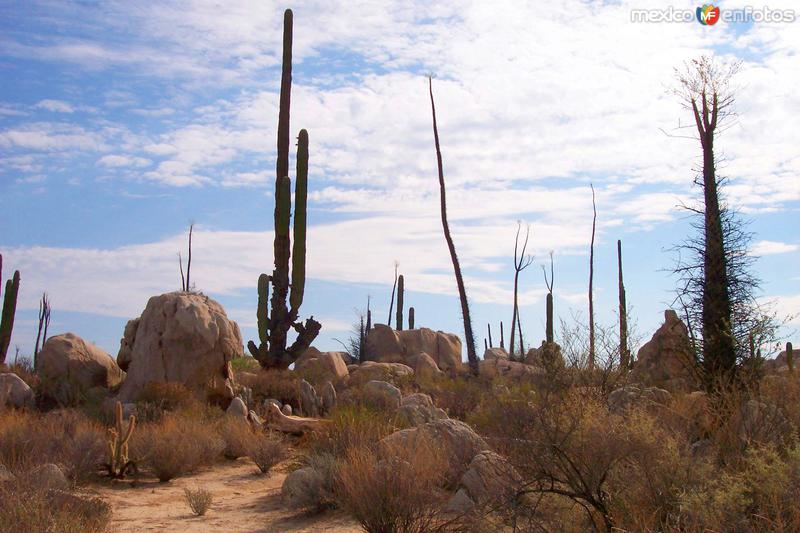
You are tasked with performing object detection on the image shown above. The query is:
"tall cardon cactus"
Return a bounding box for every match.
[248,9,321,369]
[0,254,20,365]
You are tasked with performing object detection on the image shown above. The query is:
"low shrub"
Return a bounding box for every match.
[230,356,261,374]
[336,433,448,533]
[131,414,224,482]
[308,404,396,459]
[248,431,288,474]
[0,409,104,484]
[238,369,300,407]
[0,477,111,533]
[136,382,203,422]
[184,487,213,516]
[215,417,254,460]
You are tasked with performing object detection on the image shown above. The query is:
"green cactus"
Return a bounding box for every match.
[409,306,415,330]
[248,10,320,369]
[545,293,554,344]
[788,342,794,373]
[0,254,20,365]
[396,275,404,330]
[105,401,137,479]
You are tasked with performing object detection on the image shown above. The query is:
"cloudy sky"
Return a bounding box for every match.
[1,0,797,360]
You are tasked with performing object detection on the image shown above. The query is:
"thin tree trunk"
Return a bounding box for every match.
[588,185,596,370]
[510,269,519,360]
[387,263,398,326]
[186,223,193,291]
[429,78,478,375]
[617,239,629,369]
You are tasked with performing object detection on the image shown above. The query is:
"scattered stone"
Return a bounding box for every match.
[320,381,337,413]
[348,361,414,387]
[482,347,508,361]
[117,292,242,402]
[36,333,124,405]
[608,385,672,414]
[0,372,35,409]
[226,397,248,419]
[28,463,69,491]
[299,379,321,417]
[294,348,349,385]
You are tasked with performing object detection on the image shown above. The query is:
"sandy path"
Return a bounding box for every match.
[89,458,362,532]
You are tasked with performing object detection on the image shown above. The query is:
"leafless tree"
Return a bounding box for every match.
[588,185,597,369]
[34,292,51,365]
[510,222,534,360]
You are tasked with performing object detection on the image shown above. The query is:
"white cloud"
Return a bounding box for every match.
[35,99,74,113]
[0,123,107,151]
[752,240,800,256]
[97,154,151,168]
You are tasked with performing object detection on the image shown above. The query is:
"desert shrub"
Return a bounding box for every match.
[238,369,299,407]
[421,374,489,421]
[0,477,111,533]
[0,409,104,484]
[336,433,448,533]
[681,443,800,531]
[131,414,224,482]
[231,356,261,373]
[184,487,213,516]
[135,382,203,422]
[308,404,396,458]
[248,431,288,474]
[215,417,254,459]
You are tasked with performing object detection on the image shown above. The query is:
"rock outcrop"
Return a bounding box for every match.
[364,325,462,374]
[294,348,349,385]
[36,333,124,405]
[348,361,414,387]
[630,310,696,388]
[117,292,242,402]
[446,451,523,513]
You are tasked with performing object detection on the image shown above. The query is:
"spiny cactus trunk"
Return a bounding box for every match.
[545,293,554,344]
[0,254,20,365]
[409,306,415,330]
[396,275,404,330]
[787,342,794,373]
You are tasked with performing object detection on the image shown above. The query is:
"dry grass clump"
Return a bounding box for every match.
[420,374,491,421]
[131,414,224,482]
[135,382,204,422]
[184,487,213,516]
[0,409,105,484]
[248,431,287,474]
[215,417,255,459]
[0,476,111,533]
[336,433,448,533]
[308,404,396,458]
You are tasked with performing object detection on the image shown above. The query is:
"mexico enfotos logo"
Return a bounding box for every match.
[631,4,796,24]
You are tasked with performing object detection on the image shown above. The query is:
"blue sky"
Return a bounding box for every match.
[1,0,798,361]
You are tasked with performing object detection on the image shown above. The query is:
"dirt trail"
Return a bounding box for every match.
[88,458,362,532]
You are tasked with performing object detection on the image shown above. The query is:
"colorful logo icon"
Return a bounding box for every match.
[697,4,721,25]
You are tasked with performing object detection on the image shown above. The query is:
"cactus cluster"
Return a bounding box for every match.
[0,254,20,365]
[106,401,137,479]
[248,9,320,369]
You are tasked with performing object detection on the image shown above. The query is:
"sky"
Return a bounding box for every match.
[1,0,798,362]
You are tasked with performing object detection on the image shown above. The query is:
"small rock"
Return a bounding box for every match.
[0,373,35,409]
[482,347,508,361]
[364,380,402,409]
[320,381,337,413]
[282,466,324,510]
[281,404,293,416]
[299,379,320,417]
[226,397,248,419]
[445,487,475,513]
[248,410,264,430]
[264,398,281,409]
[28,463,69,491]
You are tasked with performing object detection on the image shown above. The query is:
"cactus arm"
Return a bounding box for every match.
[0,270,20,364]
[290,129,308,314]
[396,275,404,331]
[257,273,270,344]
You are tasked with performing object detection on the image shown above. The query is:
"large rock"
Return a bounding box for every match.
[630,310,696,388]
[365,325,462,374]
[348,361,414,387]
[525,341,565,370]
[483,347,508,361]
[480,357,545,380]
[398,393,448,426]
[380,418,489,483]
[36,333,124,405]
[446,450,523,512]
[364,380,402,409]
[410,352,443,380]
[0,372,35,409]
[299,379,321,417]
[294,348,349,385]
[117,292,242,402]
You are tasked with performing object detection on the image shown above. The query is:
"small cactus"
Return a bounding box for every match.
[106,401,137,479]
[787,342,794,373]
[408,306,415,330]
[0,254,20,366]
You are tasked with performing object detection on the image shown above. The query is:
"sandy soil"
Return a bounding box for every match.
[88,458,362,532]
